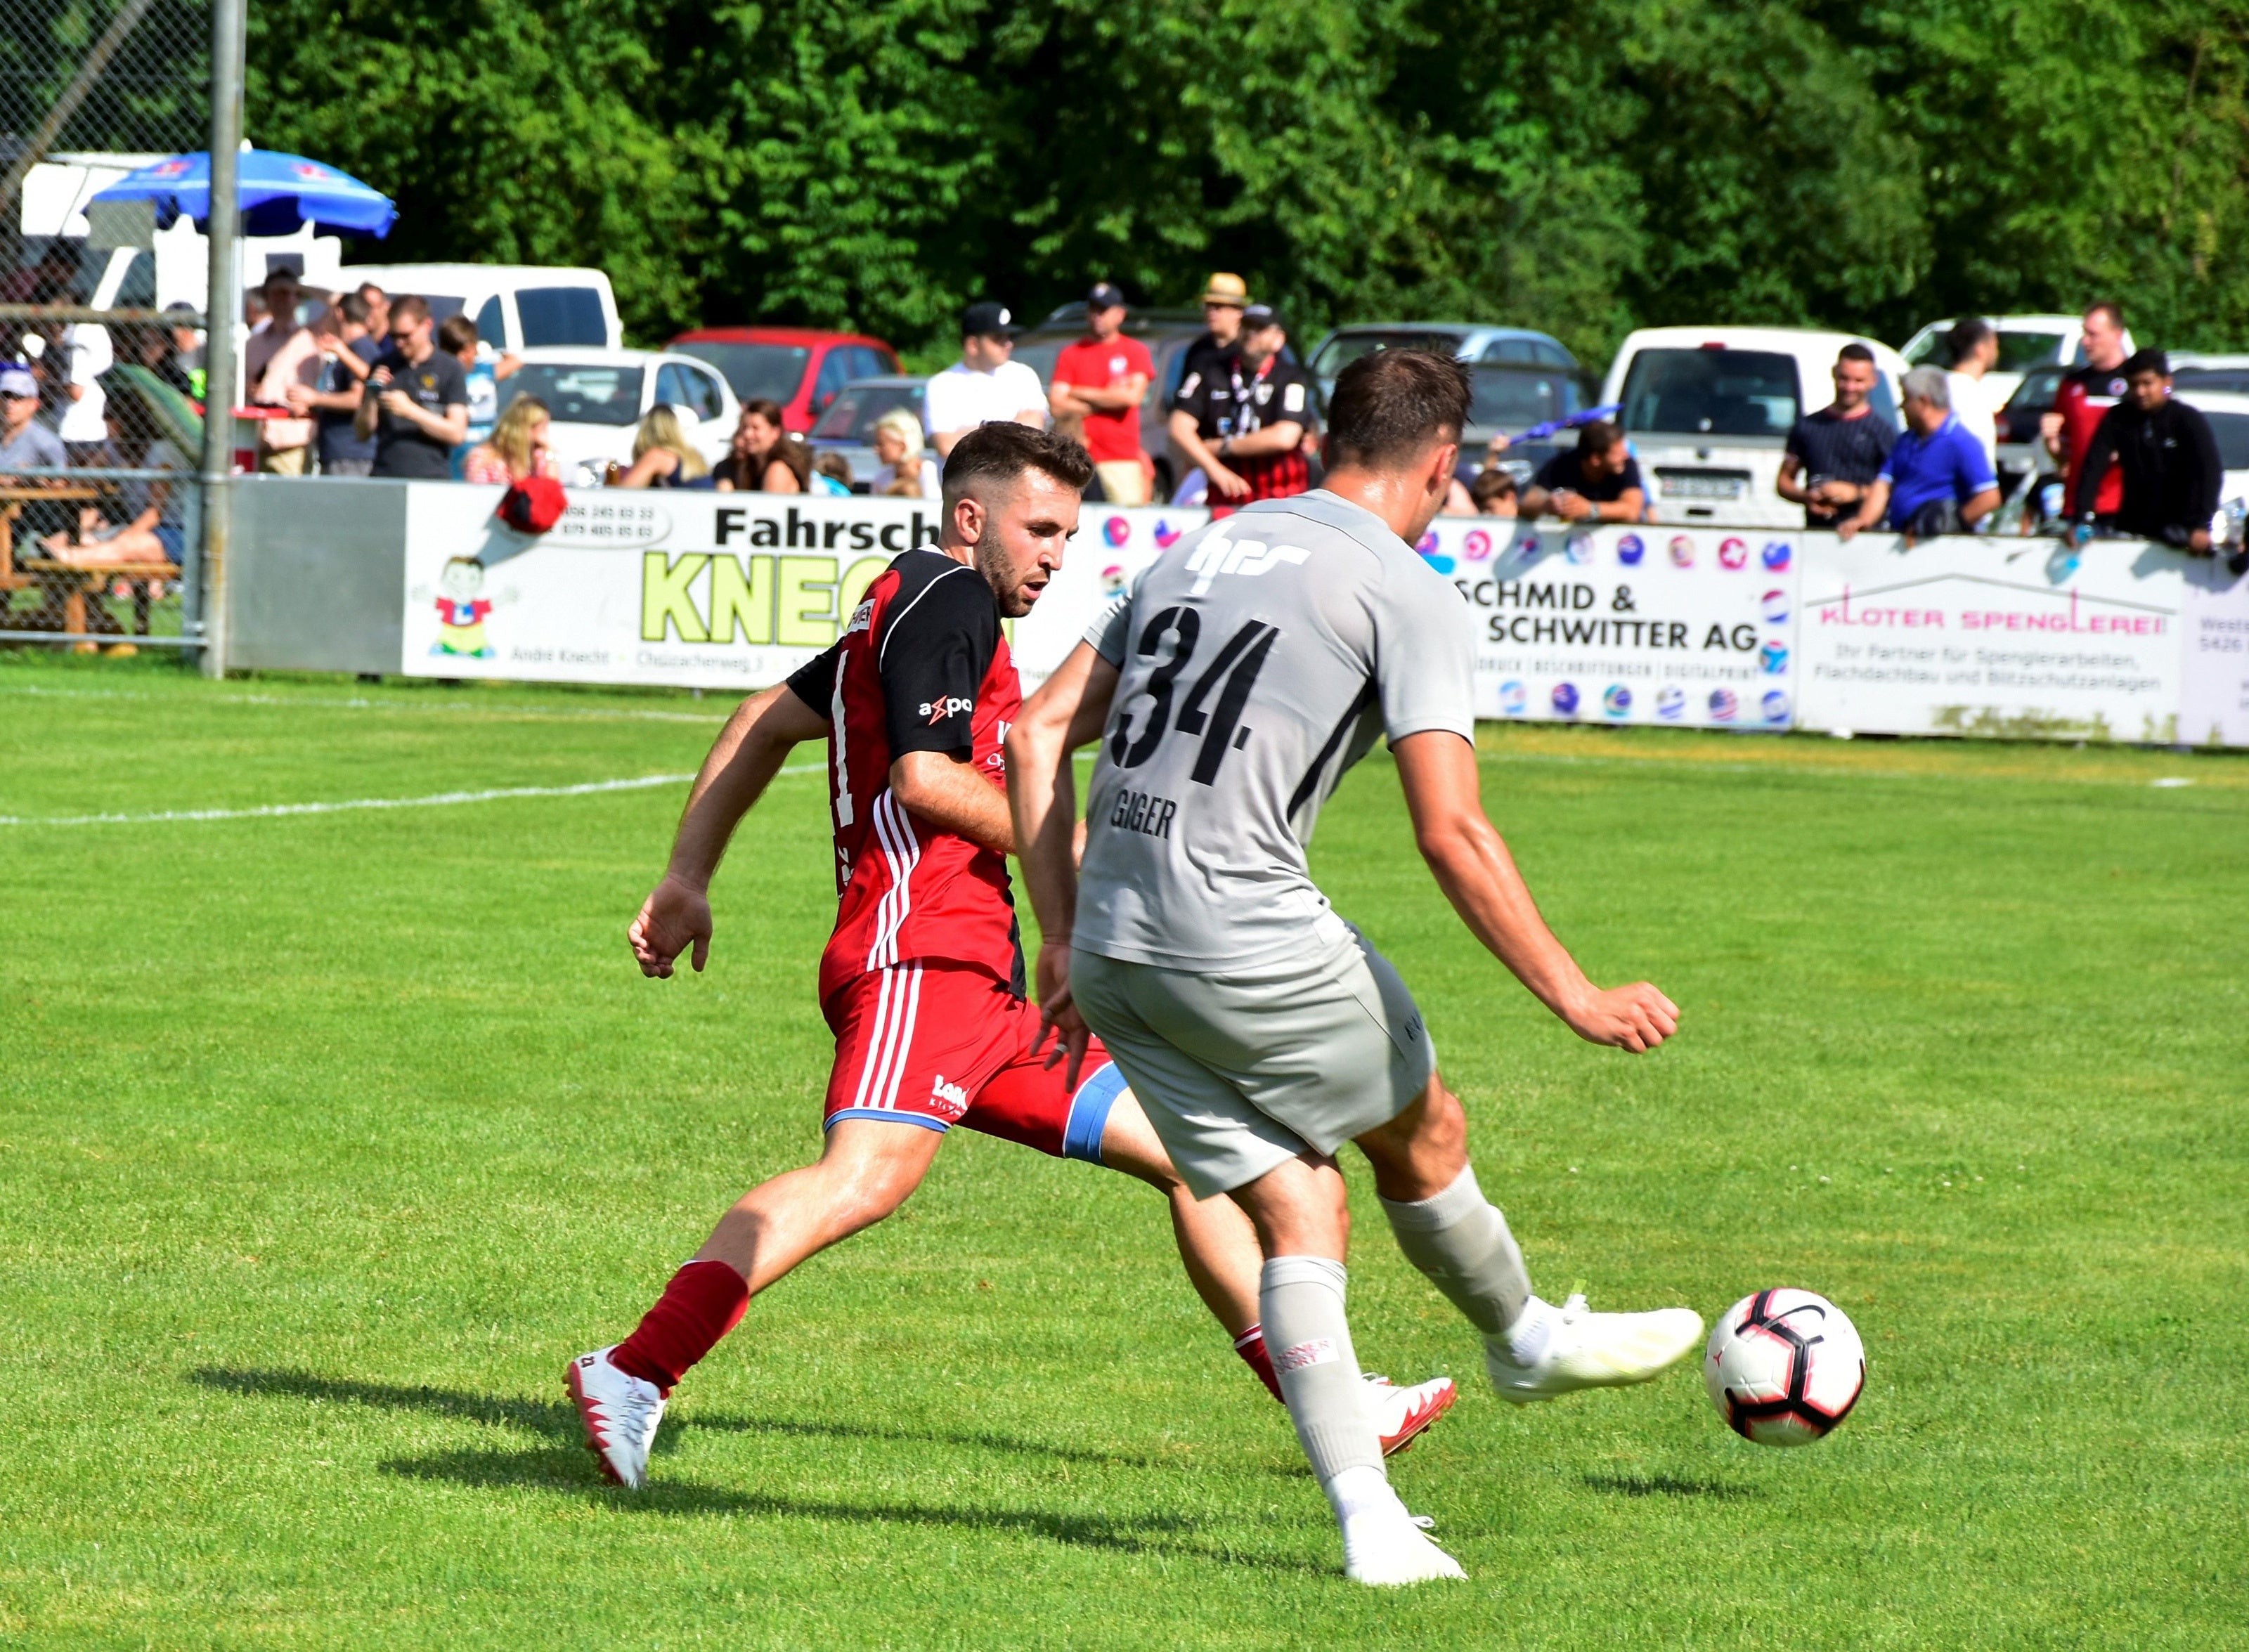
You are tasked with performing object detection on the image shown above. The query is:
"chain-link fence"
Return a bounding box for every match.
[1,0,214,656]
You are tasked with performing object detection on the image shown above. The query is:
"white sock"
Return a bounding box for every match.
[1507,1296,1558,1364]
[1379,1163,1533,1336]
[1323,1463,1399,1525]
[1261,1255,1385,1485]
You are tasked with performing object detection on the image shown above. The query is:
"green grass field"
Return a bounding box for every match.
[3,652,2243,1649]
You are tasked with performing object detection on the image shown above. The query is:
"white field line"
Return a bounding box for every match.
[0,765,826,828]
[1475,748,2228,791]
[0,683,725,723]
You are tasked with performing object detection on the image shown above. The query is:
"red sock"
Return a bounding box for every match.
[610,1259,749,1396]
[1233,1323,1284,1403]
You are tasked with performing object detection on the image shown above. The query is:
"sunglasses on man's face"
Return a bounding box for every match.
[389,330,417,344]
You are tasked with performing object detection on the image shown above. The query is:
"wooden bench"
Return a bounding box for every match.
[0,483,164,648]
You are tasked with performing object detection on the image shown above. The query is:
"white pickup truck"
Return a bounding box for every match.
[1598,326,1910,528]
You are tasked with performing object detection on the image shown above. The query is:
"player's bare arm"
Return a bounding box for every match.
[630,680,830,977]
[1391,729,1677,1053]
[1007,639,1121,1081]
[889,749,1013,856]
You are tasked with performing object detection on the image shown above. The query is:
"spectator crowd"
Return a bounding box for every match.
[1,261,2240,574]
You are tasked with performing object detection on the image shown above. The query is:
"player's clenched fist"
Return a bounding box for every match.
[629,876,713,977]
[1562,982,1680,1053]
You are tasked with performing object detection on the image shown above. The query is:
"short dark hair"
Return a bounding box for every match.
[2087,299,2125,329]
[436,313,478,356]
[1947,318,1993,365]
[338,292,371,326]
[941,421,1094,513]
[1574,419,1622,457]
[2124,347,2170,379]
[356,280,387,302]
[389,294,431,326]
[1469,468,1517,506]
[1836,342,1877,366]
[1325,349,1470,467]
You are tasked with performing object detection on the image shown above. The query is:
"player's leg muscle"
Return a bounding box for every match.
[692,1120,945,1296]
[1352,1073,1470,1204]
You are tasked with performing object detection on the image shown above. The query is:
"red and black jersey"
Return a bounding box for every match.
[2055,363,2132,519]
[785,550,1022,1006]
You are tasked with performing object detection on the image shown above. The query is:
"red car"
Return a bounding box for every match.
[667,327,900,432]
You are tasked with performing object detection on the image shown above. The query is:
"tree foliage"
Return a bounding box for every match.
[243,0,2249,360]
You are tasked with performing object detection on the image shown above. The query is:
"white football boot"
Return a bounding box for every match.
[1485,1292,1702,1403]
[1330,1468,1467,1587]
[1363,1373,1458,1457]
[566,1346,666,1488]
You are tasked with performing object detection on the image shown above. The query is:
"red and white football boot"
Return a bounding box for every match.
[566,1346,666,1488]
[1364,1373,1458,1457]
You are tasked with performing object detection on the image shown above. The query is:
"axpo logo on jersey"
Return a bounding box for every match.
[1184,530,1309,596]
[920,695,974,724]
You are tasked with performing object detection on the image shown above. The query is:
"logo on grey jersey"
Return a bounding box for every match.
[1182,531,1311,596]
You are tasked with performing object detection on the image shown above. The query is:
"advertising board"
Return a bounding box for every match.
[389,483,2242,749]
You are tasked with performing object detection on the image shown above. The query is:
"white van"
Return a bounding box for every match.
[1597,326,1910,528]
[335,263,622,351]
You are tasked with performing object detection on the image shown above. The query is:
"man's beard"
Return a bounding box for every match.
[975,539,1040,618]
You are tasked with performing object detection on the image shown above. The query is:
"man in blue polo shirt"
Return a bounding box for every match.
[1838,367,2000,542]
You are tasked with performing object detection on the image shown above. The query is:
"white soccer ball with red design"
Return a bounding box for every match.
[1704,1289,1865,1447]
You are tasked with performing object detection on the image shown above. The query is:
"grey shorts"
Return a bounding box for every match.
[1070,925,1436,1199]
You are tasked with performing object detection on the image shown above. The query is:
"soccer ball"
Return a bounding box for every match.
[1704,1289,1865,1446]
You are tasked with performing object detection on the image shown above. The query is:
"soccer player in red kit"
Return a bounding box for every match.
[567,423,1452,1489]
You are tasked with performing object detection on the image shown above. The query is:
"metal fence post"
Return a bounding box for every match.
[193,0,243,677]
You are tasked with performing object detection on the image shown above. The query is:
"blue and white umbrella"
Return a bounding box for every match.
[91,148,396,238]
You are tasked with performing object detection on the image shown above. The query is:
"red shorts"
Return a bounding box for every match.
[822,962,1123,1162]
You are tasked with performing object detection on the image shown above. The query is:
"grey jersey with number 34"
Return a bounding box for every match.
[1072,489,1475,972]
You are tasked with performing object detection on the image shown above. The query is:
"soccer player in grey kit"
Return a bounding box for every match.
[1007,349,1702,1586]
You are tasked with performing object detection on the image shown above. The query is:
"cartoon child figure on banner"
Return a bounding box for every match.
[433,557,498,658]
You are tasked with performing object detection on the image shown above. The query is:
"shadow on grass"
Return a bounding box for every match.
[381,1445,1326,1575]
[187,1366,1213,1474]
[1581,1471,1760,1501]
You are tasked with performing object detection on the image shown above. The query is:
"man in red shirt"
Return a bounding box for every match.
[2049,301,2132,521]
[1049,283,1154,505]
[566,424,1453,1488]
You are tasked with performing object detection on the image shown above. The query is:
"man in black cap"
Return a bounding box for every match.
[926,301,1047,458]
[1050,282,1155,505]
[1167,303,1314,514]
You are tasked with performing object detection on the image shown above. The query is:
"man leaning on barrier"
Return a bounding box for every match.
[2069,350,2224,555]
[1836,368,2000,544]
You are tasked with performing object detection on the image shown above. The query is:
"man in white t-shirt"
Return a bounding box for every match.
[1943,318,2002,471]
[58,321,113,461]
[924,301,1046,458]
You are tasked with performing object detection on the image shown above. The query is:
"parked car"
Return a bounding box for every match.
[337,264,621,351]
[1993,363,2069,516]
[2196,391,2249,545]
[805,375,928,492]
[668,327,898,432]
[1597,326,1910,526]
[2167,353,2249,396]
[500,346,736,486]
[1899,313,2132,408]
[1307,324,1581,406]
